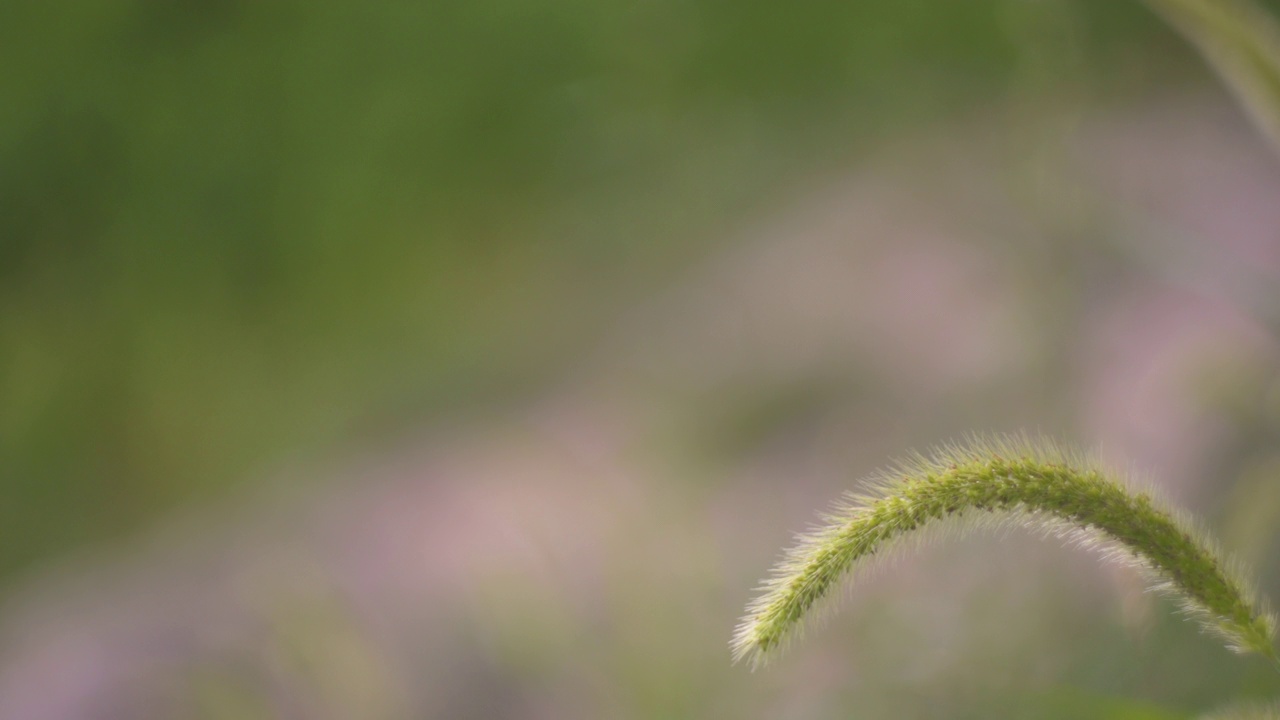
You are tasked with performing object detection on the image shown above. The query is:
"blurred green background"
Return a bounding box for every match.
[0,0,1163,584]
[4,1,1280,718]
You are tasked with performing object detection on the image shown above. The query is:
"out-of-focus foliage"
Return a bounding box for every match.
[5,2,1280,720]
[1144,0,1280,155]
[0,0,1172,582]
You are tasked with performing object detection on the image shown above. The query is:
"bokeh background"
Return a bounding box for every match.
[5,1,1280,718]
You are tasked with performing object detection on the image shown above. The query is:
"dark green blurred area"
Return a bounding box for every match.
[0,1,1181,584]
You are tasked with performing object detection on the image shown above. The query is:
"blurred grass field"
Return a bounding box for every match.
[5,1,1280,718]
[0,0,1178,584]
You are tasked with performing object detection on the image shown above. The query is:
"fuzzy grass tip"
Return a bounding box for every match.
[732,435,1277,668]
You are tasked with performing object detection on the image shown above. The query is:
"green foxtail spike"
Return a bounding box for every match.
[733,435,1277,668]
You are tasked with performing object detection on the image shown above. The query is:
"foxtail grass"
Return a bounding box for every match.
[732,435,1277,668]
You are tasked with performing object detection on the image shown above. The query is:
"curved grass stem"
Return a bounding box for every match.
[1143,0,1280,157]
[732,435,1277,668]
